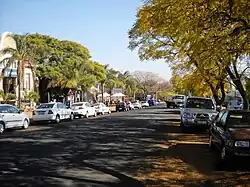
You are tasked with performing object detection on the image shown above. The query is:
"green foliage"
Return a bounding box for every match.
[129,0,250,105]
[24,91,40,103]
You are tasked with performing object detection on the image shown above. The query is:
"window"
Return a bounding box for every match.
[25,73,31,90]
[37,103,55,109]
[186,98,214,109]
[6,106,19,114]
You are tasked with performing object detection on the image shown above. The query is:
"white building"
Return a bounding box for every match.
[0,32,35,99]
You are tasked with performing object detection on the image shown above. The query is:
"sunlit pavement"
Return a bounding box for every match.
[0,106,250,187]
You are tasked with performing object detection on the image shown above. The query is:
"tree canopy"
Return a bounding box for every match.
[129,0,250,107]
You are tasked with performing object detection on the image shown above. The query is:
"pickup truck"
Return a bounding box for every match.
[166,95,186,108]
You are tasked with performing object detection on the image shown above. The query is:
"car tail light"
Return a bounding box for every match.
[79,107,84,109]
[32,111,36,115]
[48,110,53,114]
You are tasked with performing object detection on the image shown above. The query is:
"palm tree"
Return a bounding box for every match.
[0,34,30,108]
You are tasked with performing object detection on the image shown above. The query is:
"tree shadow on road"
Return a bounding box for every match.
[1,112,250,187]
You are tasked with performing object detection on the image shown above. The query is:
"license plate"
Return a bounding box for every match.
[38,112,45,115]
[197,121,207,124]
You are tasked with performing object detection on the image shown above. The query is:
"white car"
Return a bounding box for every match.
[93,103,111,115]
[33,102,74,123]
[141,101,149,108]
[132,101,142,109]
[71,102,97,118]
[0,104,30,134]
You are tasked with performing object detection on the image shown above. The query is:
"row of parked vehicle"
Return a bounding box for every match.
[0,99,153,134]
[178,96,250,165]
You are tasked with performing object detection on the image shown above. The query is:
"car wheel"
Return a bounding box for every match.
[85,112,89,118]
[22,119,29,129]
[101,111,105,115]
[0,122,5,134]
[70,113,74,121]
[55,115,60,123]
[108,110,111,114]
[94,112,97,117]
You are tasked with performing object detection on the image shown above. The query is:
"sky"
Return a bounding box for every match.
[0,0,172,80]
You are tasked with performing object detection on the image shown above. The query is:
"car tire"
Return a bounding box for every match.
[70,113,74,121]
[55,115,60,124]
[108,110,111,114]
[85,112,89,118]
[101,111,105,115]
[22,119,29,129]
[94,112,97,117]
[0,122,5,134]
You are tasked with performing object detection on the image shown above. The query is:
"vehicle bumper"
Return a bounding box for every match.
[227,147,250,157]
[182,118,210,128]
[95,109,103,114]
[33,114,56,121]
[72,109,87,116]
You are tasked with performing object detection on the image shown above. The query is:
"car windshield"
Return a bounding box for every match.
[227,113,250,128]
[72,103,84,107]
[174,96,184,99]
[186,98,214,109]
[93,103,101,106]
[37,103,55,109]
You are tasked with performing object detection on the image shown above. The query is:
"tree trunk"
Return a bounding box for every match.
[208,80,226,106]
[101,83,104,102]
[39,78,49,103]
[226,66,249,109]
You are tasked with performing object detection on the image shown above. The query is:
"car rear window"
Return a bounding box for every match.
[186,98,214,109]
[227,113,250,127]
[72,103,84,107]
[37,103,55,109]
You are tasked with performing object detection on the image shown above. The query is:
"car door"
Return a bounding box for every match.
[6,106,23,127]
[57,103,65,119]
[85,103,93,115]
[214,111,228,149]
[103,104,109,113]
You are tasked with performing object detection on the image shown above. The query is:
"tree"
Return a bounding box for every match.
[23,34,103,102]
[132,71,162,98]
[0,34,32,108]
[129,0,250,108]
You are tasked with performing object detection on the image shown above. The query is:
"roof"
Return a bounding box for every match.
[187,96,213,100]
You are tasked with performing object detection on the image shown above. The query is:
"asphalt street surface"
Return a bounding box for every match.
[0,105,250,187]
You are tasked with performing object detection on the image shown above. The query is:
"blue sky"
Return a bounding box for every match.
[0,0,172,80]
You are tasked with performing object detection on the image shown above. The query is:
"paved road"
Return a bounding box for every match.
[0,106,250,187]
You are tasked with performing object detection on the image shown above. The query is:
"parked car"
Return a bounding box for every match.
[93,103,111,115]
[116,102,129,112]
[209,110,250,164]
[126,101,135,110]
[166,95,186,108]
[0,104,30,134]
[141,101,149,108]
[71,102,97,118]
[132,101,142,109]
[180,96,218,132]
[33,102,74,123]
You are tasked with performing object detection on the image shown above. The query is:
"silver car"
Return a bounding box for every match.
[33,102,74,123]
[180,96,218,132]
[0,104,30,134]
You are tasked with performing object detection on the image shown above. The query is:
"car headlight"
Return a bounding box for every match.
[183,112,194,119]
[235,141,250,148]
[210,113,218,120]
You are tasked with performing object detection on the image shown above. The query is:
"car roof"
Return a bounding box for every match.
[0,104,15,107]
[187,96,212,100]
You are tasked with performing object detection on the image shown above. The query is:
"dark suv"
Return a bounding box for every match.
[209,110,250,164]
[116,102,129,112]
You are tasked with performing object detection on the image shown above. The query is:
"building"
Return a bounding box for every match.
[0,32,35,99]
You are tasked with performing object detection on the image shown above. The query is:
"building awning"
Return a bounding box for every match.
[3,68,17,77]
